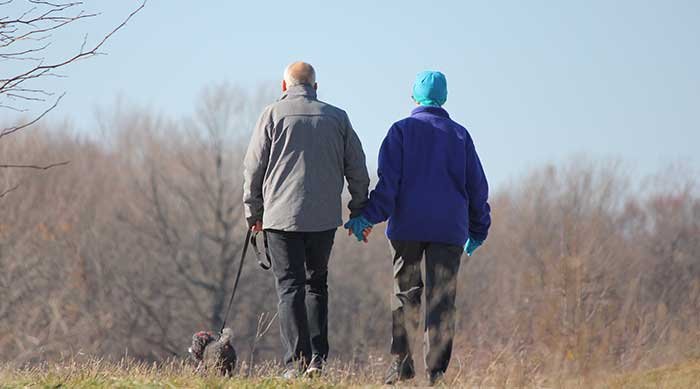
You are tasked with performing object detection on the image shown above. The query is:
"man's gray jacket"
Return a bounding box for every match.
[243,84,370,232]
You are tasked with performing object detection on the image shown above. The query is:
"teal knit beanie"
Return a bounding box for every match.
[412,70,447,107]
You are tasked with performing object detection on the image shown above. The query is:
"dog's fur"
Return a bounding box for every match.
[189,328,237,376]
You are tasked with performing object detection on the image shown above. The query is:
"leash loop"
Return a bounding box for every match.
[251,231,272,270]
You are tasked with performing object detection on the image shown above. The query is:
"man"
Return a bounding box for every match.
[345,70,491,386]
[243,61,370,378]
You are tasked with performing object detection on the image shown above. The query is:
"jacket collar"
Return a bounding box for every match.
[280,84,317,100]
[411,105,450,118]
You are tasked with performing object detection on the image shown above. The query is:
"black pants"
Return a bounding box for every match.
[266,229,336,369]
[390,240,463,375]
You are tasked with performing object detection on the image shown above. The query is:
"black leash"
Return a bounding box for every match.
[219,229,272,334]
[220,229,252,334]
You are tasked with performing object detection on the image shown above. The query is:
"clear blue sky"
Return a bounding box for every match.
[5,0,699,188]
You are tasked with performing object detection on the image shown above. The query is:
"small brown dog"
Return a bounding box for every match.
[189,328,237,376]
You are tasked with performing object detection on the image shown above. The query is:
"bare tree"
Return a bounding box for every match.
[109,84,280,359]
[0,0,146,195]
[2,86,699,379]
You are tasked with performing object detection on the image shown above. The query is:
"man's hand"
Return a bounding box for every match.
[362,226,372,242]
[350,226,373,243]
[251,220,263,233]
[464,238,483,256]
[344,216,373,243]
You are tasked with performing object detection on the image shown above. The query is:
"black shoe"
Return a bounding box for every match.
[304,354,324,378]
[428,371,445,386]
[384,355,415,385]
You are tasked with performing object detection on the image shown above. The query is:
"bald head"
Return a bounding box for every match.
[283,61,316,90]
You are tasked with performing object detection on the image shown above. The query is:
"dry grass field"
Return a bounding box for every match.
[2,357,700,388]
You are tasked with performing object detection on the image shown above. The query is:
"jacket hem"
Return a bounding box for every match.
[263,221,341,233]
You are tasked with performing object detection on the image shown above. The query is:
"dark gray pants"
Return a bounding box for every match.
[266,229,336,369]
[390,240,463,375]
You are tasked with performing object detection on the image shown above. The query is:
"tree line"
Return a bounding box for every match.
[0,84,698,380]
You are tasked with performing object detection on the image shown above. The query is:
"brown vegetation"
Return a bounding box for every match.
[0,84,698,384]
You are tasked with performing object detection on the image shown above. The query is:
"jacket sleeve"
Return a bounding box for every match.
[243,107,272,227]
[465,138,491,241]
[362,124,403,225]
[343,114,370,218]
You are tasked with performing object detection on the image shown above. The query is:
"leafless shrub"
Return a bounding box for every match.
[0,85,698,383]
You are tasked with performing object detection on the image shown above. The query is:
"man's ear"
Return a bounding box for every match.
[282,79,287,92]
[313,82,318,90]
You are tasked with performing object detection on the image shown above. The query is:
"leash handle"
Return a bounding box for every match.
[251,231,272,270]
[220,228,252,333]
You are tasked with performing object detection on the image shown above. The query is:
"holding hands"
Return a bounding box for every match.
[344,216,373,243]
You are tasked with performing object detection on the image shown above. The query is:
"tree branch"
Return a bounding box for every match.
[0,1,146,118]
[0,184,19,198]
[0,160,69,169]
[0,91,63,139]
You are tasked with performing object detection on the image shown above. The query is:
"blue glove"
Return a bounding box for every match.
[344,216,373,242]
[464,238,483,256]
